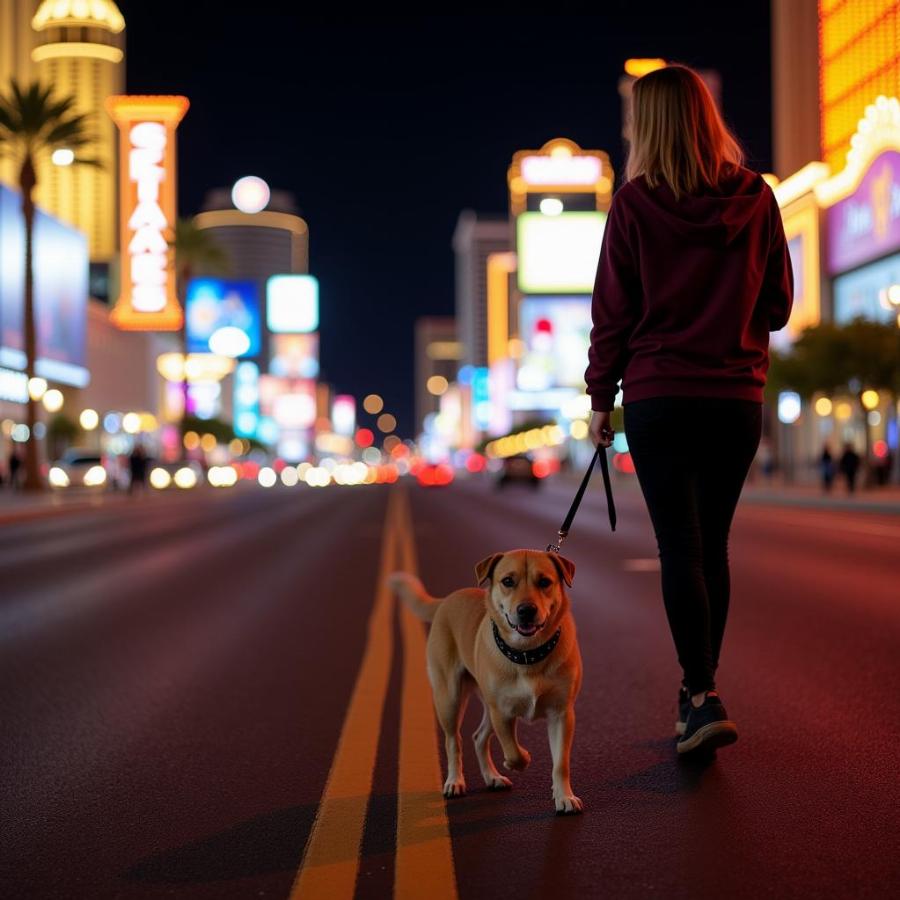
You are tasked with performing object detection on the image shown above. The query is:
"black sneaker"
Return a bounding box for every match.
[676,692,738,754]
[675,687,690,736]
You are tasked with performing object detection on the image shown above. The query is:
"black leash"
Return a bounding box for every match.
[547,446,616,553]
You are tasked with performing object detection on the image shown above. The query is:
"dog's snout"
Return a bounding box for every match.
[517,602,538,622]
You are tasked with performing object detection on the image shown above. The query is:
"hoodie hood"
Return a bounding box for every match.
[624,166,770,245]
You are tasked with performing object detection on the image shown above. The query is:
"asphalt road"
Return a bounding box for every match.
[2,476,899,899]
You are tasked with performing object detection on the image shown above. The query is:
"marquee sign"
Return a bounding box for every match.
[826,150,900,274]
[107,95,189,330]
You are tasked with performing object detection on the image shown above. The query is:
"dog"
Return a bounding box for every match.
[389,549,583,814]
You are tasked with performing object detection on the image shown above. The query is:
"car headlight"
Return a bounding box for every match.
[173,466,197,489]
[83,465,107,487]
[49,466,70,488]
[150,467,171,489]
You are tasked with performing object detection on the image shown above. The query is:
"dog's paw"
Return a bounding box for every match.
[502,748,531,772]
[442,777,466,798]
[554,793,584,815]
[485,774,513,791]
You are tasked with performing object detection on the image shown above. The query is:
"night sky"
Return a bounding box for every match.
[118,5,772,437]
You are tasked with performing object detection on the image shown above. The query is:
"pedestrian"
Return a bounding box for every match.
[838,443,861,494]
[8,447,22,490]
[128,445,148,494]
[585,65,793,755]
[819,444,835,493]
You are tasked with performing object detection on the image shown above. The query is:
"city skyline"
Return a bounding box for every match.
[119,5,773,435]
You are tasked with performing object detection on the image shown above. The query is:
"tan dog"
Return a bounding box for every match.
[389,549,583,814]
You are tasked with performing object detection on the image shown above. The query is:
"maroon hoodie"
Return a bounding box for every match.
[584,166,793,411]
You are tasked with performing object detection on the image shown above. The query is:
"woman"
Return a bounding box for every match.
[585,65,792,755]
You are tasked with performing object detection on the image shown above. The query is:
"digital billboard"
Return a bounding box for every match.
[517,297,593,391]
[0,184,89,387]
[517,212,606,294]
[270,333,319,378]
[185,278,261,357]
[258,375,317,429]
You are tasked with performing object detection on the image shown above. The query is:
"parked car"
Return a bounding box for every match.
[48,449,110,490]
[497,454,541,489]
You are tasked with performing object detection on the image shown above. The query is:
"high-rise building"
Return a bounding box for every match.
[771,0,820,179]
[452,211,509,369]
[414,317,461,433]
[194,180,314,457]
[27,0,126,264]
[0,1,36,107]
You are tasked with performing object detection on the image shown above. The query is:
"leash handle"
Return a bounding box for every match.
[547,445,616,553]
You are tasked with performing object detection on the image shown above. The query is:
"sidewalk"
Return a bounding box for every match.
[0,489,129,526]
[566,469,900,515]
[738,479,900,514]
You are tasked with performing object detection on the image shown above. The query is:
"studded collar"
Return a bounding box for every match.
[491,619,562,666]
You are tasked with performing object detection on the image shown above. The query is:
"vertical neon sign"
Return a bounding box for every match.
[107,95,189,330]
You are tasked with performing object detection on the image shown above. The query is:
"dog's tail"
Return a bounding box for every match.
[388,572,440,623]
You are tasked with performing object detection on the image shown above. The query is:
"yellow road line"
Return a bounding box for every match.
[393,488,458,900]
[289,489,401,900]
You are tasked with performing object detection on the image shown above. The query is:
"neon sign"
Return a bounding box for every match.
[107,96,189,330]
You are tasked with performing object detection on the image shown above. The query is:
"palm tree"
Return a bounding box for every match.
[0,79,98,491]
[169,219,228,445]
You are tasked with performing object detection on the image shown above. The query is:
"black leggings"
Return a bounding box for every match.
[623,396,762,695]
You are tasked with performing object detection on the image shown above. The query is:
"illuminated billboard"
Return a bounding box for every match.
[516,212,606,294]
[270,333,319,378]
[107,95,189,331]
[0,184,89,387]
[267,274,319,333]
[259,376,317,429]
[517,297,593,391]
[185,278,261,357]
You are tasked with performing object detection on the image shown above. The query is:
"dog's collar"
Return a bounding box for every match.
[491,619,562,666]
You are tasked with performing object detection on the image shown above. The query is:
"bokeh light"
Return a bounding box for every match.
[80,409,99,431]
[569,420,589,440]
[150,467,171,489]
[815,397,833,416]
[861,390,880,410]
[28,377,48,401]
[377,413,396,433]
[174,467,198,489]
[42,389,64,413]
[363,394,384,414]
[426,375,449,396]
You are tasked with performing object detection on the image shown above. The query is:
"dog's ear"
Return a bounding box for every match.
[475,553,504,586]
[548,553,575,587]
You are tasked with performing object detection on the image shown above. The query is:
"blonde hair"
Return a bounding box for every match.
[626,64,743,199]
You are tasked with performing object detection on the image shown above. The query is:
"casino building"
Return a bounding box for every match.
[769,0,900,479]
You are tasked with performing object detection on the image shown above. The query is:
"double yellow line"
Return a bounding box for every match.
[290,488,457,900]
